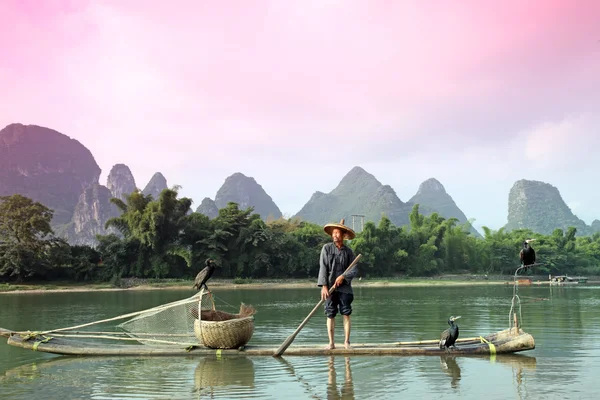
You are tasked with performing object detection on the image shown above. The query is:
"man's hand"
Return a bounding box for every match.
[334,275,345,288]
[321,286,330,300]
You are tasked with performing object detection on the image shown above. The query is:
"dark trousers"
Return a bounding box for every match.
[324,291,354,318]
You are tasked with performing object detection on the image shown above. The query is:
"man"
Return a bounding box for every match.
[520,239,536,266]
[318,218,357,350]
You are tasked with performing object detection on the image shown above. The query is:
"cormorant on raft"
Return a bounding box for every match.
[439,316,461,352]
[520,239,536,266]
[193,258,217,292]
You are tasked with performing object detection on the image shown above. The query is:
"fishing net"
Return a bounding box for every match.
[33,289,255,349]
[116,289,216,347]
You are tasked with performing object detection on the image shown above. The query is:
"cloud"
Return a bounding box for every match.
[524,113,599,168]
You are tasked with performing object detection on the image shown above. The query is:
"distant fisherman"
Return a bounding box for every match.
[520,239,536,267]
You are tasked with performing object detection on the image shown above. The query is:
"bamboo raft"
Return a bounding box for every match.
[0,327,534,357]
[0,265,538,358]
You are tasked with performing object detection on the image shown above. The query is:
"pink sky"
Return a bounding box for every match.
[1,0,599,230]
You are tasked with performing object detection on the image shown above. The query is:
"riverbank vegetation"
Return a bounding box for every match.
[2,189,600,285]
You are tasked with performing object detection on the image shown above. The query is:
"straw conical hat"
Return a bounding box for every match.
[323,218,356,240]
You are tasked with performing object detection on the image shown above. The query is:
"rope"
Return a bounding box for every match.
[507,262,549,330]
[479,336,496,355]
[509,263,531,331]
[508,294,522,332]
[20,331,45,341]
[32,337,52,351]
[17,331,54,351]
[210,294,238,311]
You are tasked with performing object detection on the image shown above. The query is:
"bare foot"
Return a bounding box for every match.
[325,343,335,350]
[344,342,352,349]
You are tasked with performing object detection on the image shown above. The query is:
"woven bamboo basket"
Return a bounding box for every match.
[193,292,255,349]
[194,316,254,349]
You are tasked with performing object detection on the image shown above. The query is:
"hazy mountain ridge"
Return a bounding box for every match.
[2,122,599,245]
[505,179,598,236]
[0,123,101,225]
[409,178,481,237]
[293,167,478,234]
[197,172,283,221]
[142,172,168,200]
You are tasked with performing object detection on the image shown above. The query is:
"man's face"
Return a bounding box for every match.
[332,228,344,244]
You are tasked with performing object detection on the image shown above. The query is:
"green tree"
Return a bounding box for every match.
[104,187,193,278]
[0,194,55,282]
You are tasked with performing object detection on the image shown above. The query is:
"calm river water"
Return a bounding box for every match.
[1,283,599,399]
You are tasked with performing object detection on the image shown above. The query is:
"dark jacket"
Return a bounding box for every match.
[317,242,357,294]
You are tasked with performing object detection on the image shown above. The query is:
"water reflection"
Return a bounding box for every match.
[276,356,356,400]
[2,285,600,399]
[193,356,255,397]
[1,355,258,399]
[2,359,45,381]
[276,356,322,398]
[327,356,354,400]
[495,354,537,370]
[497,355,537,400]
[439,355,461,389]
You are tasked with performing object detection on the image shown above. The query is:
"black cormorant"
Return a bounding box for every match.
[192,258,216,292]
[520,239,536,266]
[439,316,461,351]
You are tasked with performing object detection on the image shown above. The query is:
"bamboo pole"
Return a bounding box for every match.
[47,333,199,347]
[0,327,13,338]
[390,336,481,346]
[48,330,197,337]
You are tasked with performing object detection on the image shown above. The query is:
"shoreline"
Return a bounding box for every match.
[1,275,579,294]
